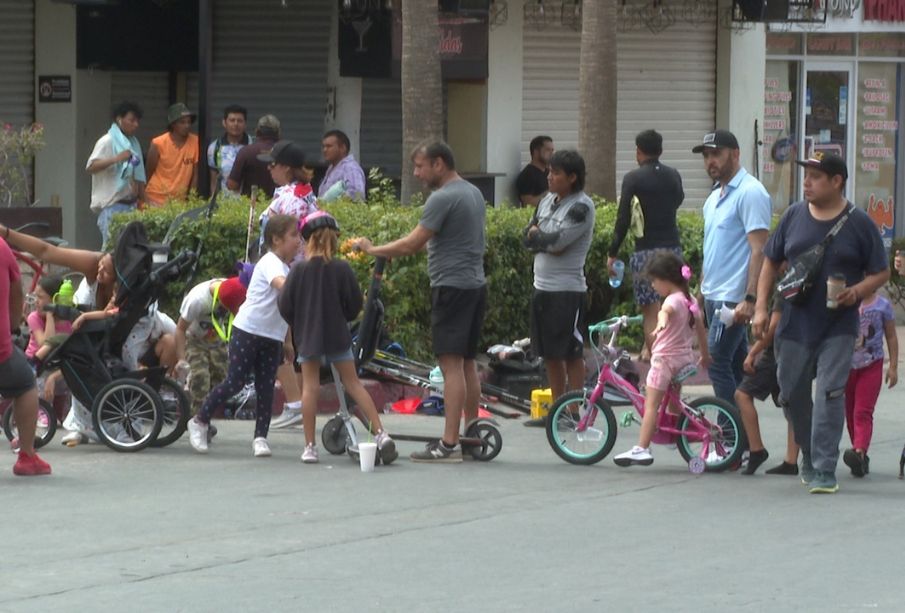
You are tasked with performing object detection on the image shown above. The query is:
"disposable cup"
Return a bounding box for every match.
[359,442,377,473]
[718,304,735,326]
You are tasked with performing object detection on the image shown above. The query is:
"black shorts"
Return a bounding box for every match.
[431,285,487,359]
[737,344,780,405]
[0,346,37,398]
[530,290,586,360]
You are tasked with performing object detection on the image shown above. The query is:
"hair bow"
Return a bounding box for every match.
[681,265,693,280]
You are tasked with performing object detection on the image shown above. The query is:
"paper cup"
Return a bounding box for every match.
[359,442,377,473]
[718,304,735,327]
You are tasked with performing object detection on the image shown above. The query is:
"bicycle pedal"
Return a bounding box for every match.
[619,411,638,428]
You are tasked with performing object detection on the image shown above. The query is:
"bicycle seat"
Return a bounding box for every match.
[43,236,68,248]
[672,363,698,384]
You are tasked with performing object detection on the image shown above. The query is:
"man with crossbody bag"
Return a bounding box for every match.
[753,154,888,494]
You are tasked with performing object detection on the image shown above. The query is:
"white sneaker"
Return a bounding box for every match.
[61,430,88,447]
[187,417,209,454]
[301,443,319,464]
[270,405,303,429]
[614,446,654,467]
[253,437,272,457]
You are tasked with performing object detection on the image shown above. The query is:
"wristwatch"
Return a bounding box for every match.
[744,294,756,304]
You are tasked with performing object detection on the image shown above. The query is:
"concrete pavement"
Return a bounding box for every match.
[2,382,905,612]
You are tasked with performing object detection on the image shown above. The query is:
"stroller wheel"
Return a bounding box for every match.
[322,415,351,455]
[3,399,57,449]
[91,379,164,452]
[150,378,191,448]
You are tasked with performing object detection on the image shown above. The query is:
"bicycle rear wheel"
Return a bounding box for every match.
[545,391,617,465]
[3,398,57,449]
[676,396,746,472]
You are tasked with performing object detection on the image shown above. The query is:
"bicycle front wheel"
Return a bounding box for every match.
[676,396,747,472]
[545,391,617,465]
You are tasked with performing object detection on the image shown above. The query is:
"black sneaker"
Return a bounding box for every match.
[843,448,866,478]
[765,461,799,476]
[410,440,463,463]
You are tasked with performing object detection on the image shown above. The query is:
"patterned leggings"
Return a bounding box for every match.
[198,327,282,439]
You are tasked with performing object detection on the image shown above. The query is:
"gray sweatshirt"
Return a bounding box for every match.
[523,191,595,292]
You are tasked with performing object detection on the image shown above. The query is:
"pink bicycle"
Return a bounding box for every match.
[545,315,746,472]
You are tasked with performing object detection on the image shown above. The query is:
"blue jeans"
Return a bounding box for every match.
[97,202,135,248]
[705,299,747,406]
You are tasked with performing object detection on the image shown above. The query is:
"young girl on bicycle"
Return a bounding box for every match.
[615,252,710,467]
[278,212,397,465]
[187,214,300,457]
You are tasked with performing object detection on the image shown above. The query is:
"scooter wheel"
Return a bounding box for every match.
[465,421,503,462]
[322,415,350,456]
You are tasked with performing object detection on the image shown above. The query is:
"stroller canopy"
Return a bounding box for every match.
[113,221,154,308]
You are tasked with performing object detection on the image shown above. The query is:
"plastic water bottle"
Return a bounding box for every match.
[129,153,140,167]
[609,260,625,288]
[429,366,444,394]
[53,279,75,306]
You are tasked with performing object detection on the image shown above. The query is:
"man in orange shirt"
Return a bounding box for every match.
[145,103,199,206]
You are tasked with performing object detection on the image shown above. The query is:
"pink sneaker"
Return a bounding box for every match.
[13,451,52,476]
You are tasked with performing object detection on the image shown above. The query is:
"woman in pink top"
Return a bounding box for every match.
[614,252,711,467]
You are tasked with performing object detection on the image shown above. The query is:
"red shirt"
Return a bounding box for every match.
[0,238,21,362]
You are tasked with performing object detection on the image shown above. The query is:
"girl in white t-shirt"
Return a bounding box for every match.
[187,214,300,457]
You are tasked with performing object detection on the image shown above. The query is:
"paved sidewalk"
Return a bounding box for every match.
[2,380,904,612]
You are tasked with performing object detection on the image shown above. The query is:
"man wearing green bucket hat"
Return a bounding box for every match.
[145,102,200,207]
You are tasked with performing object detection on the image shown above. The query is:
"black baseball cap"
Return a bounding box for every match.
[795,152,848,181]
[692,129,740,153]
[257,140,305,168]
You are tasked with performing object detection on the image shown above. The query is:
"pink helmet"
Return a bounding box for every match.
[299,210,339,240]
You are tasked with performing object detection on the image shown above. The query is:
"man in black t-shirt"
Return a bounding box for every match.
[608,129,685,359]
[516,135,554,207]
[227,114,280,198]
[754,153,888,495]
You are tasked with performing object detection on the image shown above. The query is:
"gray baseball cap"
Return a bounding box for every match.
[256,114,280,134]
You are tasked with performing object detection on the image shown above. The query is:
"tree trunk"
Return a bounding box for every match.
[578,0,617,200]
[400,0,444,204]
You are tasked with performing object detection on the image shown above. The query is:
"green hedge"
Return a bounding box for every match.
[109,194,706,360]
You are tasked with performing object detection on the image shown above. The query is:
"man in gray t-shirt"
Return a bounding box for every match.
[420,175,486,289]
[523,150,594,415]
[355,142,487,464]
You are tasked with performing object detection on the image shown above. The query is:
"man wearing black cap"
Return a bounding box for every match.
[754,153,888,494]
[694,129,772,407]
[228,114,281,198]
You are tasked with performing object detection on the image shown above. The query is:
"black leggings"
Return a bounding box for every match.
[199,327,282,439]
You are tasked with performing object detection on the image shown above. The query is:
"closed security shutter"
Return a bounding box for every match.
[205,0,331,155]
[521,17,717,206]
[110,71,170,153]
[0,0,34,129]
[360,78,402,176]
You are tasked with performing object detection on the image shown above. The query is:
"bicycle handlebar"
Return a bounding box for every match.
[13,222,49,233]
[588,315,643,339]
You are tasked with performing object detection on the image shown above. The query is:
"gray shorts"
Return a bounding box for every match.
[0,345,37,398]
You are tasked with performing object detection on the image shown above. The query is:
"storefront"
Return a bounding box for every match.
[762,18,905,244]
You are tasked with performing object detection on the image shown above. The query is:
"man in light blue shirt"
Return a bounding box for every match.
[695,130,771,405]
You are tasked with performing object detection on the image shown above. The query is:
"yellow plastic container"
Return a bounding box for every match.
[530,388,553,420]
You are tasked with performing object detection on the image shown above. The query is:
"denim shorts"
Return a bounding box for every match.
[299,347,355,365]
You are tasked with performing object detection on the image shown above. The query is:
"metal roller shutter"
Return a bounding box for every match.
[521,17,717,207]
[110,71,171,153]
[207,0,331,155]
[0,0,34,129]
[360,78,402,176]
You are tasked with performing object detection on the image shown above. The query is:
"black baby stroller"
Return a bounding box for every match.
[39,221,195,452]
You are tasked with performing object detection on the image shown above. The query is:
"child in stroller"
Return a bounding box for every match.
[38,221,196,452]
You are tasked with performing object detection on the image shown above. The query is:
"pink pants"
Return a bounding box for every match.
[844,359,883,452]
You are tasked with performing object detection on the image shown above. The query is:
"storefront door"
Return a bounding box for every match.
[802,63,854,198]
